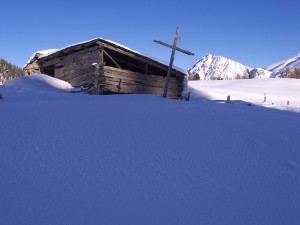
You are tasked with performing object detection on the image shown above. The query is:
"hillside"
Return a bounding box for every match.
[266,54,300,78]
[0,75,300,225]
[0,57,25,84]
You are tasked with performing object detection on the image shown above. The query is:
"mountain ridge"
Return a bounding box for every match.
[266,54,300,78]
[189,54,300,80]
[189,54,271,80]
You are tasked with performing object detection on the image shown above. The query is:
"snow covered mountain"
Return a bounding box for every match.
[266,54,300,78]
[189,54,271,80]
[248,67,272,79]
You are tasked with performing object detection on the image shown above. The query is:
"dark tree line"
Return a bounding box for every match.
[279,67,300,79]
[0,57,25,84]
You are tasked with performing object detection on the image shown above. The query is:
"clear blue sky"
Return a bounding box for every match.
[1,0,299,70]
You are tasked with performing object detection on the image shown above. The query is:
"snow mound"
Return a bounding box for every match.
[3,74,73,95]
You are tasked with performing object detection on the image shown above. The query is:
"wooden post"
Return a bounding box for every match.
[99,84,104,95]
[93,62,106,95]
[154,26,194,99]
[117,79,122,93]
[93,63,99,94]
[187,91,191,101]
[264,93,266,103]
[144,64,149,75]
[101,50,104,63]
[226,95,231,104]
[162,27,180,98]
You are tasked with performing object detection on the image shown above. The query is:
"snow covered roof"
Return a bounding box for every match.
[30,38,187,75]
[23,49,58,69]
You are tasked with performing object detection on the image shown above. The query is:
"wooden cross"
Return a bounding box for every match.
[154,26,194,98]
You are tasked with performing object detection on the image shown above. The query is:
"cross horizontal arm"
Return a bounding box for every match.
[154,40,194,56]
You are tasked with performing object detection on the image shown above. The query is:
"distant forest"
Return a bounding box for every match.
[0,57,25,83]
[279,67,300,79]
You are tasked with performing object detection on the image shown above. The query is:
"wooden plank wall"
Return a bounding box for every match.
[102,66,183,99]
[40,46,101,87]
[24,60,40,75]
[39,44,184,98]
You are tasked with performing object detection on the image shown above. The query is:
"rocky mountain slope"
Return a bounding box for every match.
[0,57,24,84]
[189,54,271,80]
[266,54,300,78]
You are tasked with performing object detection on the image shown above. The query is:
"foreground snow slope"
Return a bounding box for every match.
[0,76,300,225]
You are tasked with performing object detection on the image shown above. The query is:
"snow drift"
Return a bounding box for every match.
[0,75,300,225]
[2,74,73,97]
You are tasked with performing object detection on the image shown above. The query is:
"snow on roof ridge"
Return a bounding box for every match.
[37,38,187,75]
[23,49,59,69]
[38,38,102,60]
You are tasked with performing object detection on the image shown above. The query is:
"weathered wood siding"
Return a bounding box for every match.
[40,46,101,87]
[35,39,186,98]
[24,60,40,75]
[102,66,183,98]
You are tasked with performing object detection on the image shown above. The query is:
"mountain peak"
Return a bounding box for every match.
[189,54,252,80]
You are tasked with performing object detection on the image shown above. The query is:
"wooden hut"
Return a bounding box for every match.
[24,38,187,98]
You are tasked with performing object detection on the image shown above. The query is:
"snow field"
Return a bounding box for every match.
[189,78,300,112]
[0,75,300,225]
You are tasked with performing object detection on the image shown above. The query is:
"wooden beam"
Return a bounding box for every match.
[145,63,149,75]
[154,40,194,56]
[114,58,145,73]
[102,42,175,74]
[103,49,122,69]
[163,26,180,98]
[39,45,101,63]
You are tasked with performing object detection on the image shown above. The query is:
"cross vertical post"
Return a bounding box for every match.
[163,26,180,98]
[154,26,194,99]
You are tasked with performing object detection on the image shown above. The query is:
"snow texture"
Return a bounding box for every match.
[0,75,300,225]
[189,78,300,111]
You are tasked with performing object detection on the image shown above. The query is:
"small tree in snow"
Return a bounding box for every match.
[193,73,200,80]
